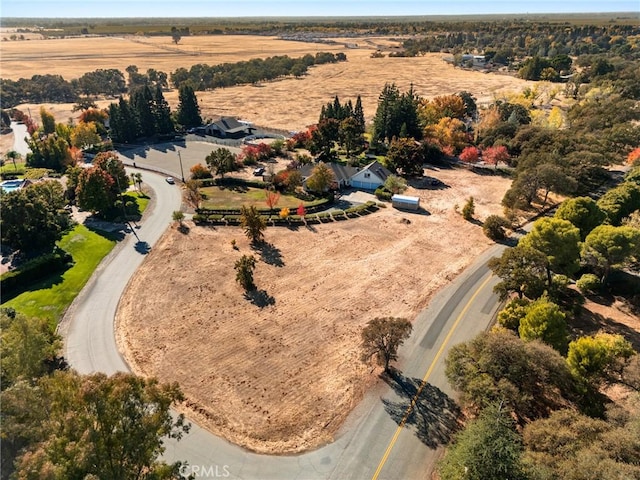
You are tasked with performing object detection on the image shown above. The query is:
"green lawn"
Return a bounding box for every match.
[2,224,116,327]
[200,185,315,210]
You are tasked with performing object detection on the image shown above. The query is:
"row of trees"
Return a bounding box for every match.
[170,52,347,91]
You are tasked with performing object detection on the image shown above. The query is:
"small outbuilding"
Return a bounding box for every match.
[392,194,420,211]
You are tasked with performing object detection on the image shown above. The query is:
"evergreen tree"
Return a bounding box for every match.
[398,85,422,140]
[131,86,155,138]
[354,95,365,135]
[176,84,202,129]
[372,83,401,144]
[117,97,139,143]
[152,85,174,135]
[107,102,124,143]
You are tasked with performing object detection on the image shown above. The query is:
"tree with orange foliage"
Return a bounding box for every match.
[423,117,468,155]
[265,189,280,210]
[628,147,640,166]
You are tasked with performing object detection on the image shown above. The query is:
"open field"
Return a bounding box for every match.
[2,34,536,131]
[116,166,512,453]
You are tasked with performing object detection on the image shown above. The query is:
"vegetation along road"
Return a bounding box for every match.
[60,166,506,478]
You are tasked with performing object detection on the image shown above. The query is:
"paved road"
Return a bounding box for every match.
[61,168,183,373]
[62,161,507,479]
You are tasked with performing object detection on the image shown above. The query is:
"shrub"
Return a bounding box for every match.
[190,163,212,180]
[192,213,207,224]
[462,196,475,220]
[1,249,73,298]
[483,215,510,241]
[576,273,601,295]
[375,186,392,201]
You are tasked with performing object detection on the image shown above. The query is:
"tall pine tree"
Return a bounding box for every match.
[176,84,202,129]
[354,95,365,135]
[131,86,155,138]
[152,85,174,135]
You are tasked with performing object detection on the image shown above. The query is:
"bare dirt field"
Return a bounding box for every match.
[116,166,511,453]
[2,34,535,131]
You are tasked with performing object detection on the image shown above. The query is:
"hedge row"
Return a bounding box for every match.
[1,249,74,299]
[193,201,379,226]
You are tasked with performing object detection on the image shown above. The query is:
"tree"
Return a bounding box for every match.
[171,26,182,45]
[459,146,480,163]
[2,371,190,480]
[310,118,340,160]
[483,215,510,241]
[483,145,510,169]
[5,150,22,170]
[172,210,184,226]
[581,225,640,283]
[26,134,72,171]
[240,205,266,244]
[627,147,640,166]
[184,180,202,209]
[353,95,365,135]
[153,85,174,135]
[383,174,408,194]
[39,106,56,135]
[597,182,640,226]
[94,151,129,195]
[522,408,640,480]
[438,404,526,480]
[76,166,116,215]
[519,218,581,281]
[567,333,635,384]
[497,298,531,331]
[130,172,143,192]
[306,162,335,193]
[360,317,412,373]
[488,245,548,300]
[518,295,569,354]
[296,203,306,217]
[71,121,101,149]
[0,181,68,254]
[131,85,155,138]
[339,116,363,157]
[445,331,577,421]
[554,196,606,240]
[265,189,280,210]
[384,137,425,177]
[176,84,202,129]
[0,311,62,388]
[234,254,256,291]
[372,83,401,143]
[205,147,236,179]
[462,196,475,220]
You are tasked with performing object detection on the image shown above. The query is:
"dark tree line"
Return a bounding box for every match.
[170,52,346,91]
[108,85,175,143]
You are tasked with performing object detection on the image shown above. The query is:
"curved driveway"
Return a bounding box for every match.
[62,164,506,479]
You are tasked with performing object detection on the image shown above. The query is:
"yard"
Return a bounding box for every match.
[199,184,315,210]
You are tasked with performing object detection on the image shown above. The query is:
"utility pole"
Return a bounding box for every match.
[178,150,185,182]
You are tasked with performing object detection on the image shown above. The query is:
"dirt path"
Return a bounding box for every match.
[116,167,511,453]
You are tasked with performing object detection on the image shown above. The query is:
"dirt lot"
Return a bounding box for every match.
[2,34,535,131]
[116,166,510,453]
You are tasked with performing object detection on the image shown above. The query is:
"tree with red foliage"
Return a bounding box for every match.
[76,167,116,215]
[483,145,511,169]
[459,146,480,163]
[297,203,306,217]
[265,189,280,210]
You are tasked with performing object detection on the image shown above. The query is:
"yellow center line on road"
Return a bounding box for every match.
[371,274,494,480]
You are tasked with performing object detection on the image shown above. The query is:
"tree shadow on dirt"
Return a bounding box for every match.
[252,242,284,267]
[382,370,462,448]
[408,176,450,190]
[244,289,276,308]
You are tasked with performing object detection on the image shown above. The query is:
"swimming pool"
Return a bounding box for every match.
[0,180,25,193]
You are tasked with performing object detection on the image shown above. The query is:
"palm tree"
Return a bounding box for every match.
[5,150,21,171]
[130,172,143,192]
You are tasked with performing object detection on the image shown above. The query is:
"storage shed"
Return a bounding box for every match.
[392,194,420,211]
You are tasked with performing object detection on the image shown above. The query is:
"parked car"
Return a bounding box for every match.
[253,167,265,176]
[166,177,175,184]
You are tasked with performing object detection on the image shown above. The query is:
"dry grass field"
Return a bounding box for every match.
[1,34,535,131]
[116,166,512,453]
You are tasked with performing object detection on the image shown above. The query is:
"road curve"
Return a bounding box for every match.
[61,168,182,374]
[62,165,507,479]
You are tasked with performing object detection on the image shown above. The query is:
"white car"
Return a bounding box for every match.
[166,177,175,184]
